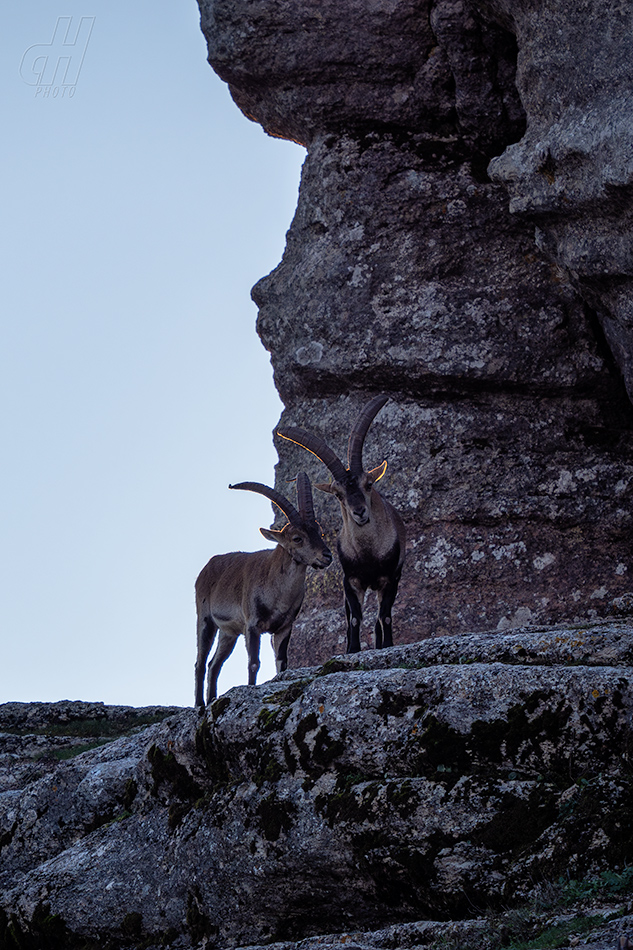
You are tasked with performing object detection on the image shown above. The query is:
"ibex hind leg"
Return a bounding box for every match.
[195,616,217,707]
[206,629,239,703]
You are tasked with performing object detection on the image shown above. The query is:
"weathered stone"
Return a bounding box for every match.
[0,624,632,948]
[274,382,633,666]
[199,0,525,152]
[482,0,633,408]
[196,0,633,666]
[233,910,633,950]
[255,135,607,400]
[0,702,184,793]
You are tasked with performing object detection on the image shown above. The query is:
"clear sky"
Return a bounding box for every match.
[0,3,306,707]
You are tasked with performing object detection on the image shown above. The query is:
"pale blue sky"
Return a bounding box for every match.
[0,3,305,706]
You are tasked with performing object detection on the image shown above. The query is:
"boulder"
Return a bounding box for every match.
[1,623,632,948]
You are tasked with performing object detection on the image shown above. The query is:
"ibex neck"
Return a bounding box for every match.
[271,543,308,576]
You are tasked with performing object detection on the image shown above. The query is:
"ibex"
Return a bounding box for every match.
[194,474,332,706]
[279,395,406,654]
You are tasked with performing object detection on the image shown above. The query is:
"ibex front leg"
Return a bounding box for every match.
[343,576,364,653]
[272,625,293,674]
[246,626,261,686]
[375,571,401,649]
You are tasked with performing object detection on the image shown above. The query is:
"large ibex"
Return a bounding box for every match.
[194,473,332,706]
[279,395,406,654]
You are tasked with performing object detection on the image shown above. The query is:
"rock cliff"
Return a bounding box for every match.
[1,622,633,949]
[2,3,633,948]
[199,0,633,669]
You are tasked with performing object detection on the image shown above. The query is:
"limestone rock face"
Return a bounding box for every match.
[1,624,632,948]
[197,0,633,668]
[199,0,524,152]
[486,0,633,399]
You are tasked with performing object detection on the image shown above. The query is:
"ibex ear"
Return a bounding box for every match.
[367,460,388,485]
[260,527,284,543]
[315,481,337,494]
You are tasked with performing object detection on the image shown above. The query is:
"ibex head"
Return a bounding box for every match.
[279,395,389,527]
[229,473,332,568]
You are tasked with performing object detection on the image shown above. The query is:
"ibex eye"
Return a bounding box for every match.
[293,536,303,544]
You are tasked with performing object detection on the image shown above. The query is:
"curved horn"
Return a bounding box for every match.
[295,472,316,523]
[347,394,389,475]
[229,481,302,527]
[278,428,348,483]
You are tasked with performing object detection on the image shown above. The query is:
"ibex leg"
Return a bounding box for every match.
[272,626,292,673]
[195,617,217,707]
[375,573,400,649]
[246,626,261,686]
[206,630,238,703]
[343,576,364,653]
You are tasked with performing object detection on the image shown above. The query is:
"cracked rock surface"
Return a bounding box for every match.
[1,623,632,948]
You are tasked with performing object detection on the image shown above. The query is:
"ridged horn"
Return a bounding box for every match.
[278,428,348,484]
[229,481,302,527]
[295,472,316,523]
[347,395,389,475]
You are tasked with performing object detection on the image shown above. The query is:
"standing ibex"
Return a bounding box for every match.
[194,474,332,706]
[279,395,406,654]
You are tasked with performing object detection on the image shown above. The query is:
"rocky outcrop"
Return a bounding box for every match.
[486,0,633,401]
[1,623,632,948]
[0,702,183,793]
[198,0,633,669]
[5,3,631,947]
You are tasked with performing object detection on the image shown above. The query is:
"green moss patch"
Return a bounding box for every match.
[256,791,296,841]
[315,773,379,826]
[257,705,292,734]
[293,712,348,774]
[194,719,232,787]
[471,786,559,854]
[4,712,178,740]
[147,745,202,829]
[262,678,314,705]
[37,738,114,762]
[0,903,68,950]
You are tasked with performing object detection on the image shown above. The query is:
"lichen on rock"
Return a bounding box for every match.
[1,623,633,947]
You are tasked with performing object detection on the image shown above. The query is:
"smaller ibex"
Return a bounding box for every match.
[279,395,406,654]
[194,473,332,706]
